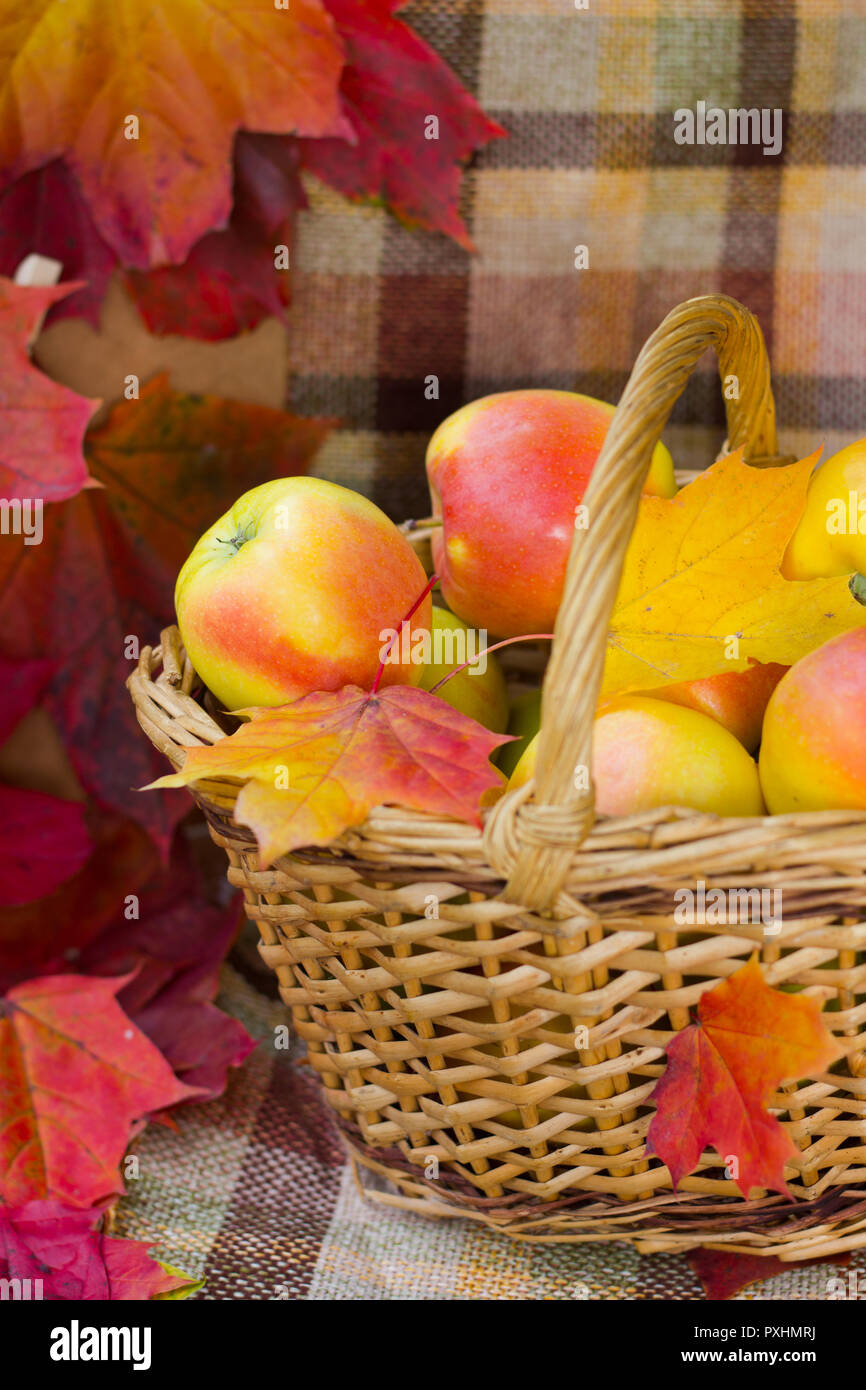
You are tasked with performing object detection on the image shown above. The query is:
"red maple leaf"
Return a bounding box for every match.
[688,1246,852,1301]
[126,134,307,339]
[0,376,329,853]
[0,813,158,994]
[0,974,201,1207]
[77,861,254,1104]
[0,160,117,328]
[0,785,92,907]
[301,0,505,249]
[646,958,844,1198]
[0,0,348,268]
[0,8,504,338]
[0,276,99,501]
[0,1199,194,1299]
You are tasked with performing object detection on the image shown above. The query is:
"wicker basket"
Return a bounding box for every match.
[129,295,866,1257]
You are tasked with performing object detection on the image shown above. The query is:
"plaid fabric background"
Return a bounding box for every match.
[112,963,866,1299]
[292,0,866,521]
[112,1,866,1298]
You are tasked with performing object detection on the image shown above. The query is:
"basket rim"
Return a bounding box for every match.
[127,624,866,912]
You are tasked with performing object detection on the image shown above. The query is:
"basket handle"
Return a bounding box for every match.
[491,293,788,911]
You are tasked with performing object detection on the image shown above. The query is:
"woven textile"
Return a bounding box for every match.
[292,0,866,521]
[112,964,866,1299]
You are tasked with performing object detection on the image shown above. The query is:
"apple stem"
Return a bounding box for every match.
[370,573,440,695]
[428,634,555,693]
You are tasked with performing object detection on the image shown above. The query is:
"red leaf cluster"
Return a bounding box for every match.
[0,4,505,1298]
[0,1,503,338]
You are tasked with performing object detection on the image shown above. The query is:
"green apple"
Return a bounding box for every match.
[495,688,541,777]
[417,606,508,732]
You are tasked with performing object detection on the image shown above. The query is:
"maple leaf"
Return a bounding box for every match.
[0,812,158,994]
[0,276,99,501]
[0,653,53,744]
[0,376,329,853]
[0,809,251,1101]
[646,957,844,1198]
[0,1199,194,1299]
[0,784,92,907]
[151,684,508,866]
[78,865,253,1103]
[0,139,307,339]
[0,973,201,1207]
[127,134,307,339]
[301,0,505,248]
[152,1262,204,1299]
[603,450,866,697]
[687,1246,851,1301]
[0,160,117,327]
[0,0,348,268]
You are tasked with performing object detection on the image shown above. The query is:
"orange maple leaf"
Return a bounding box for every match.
[149,684,508,865]
[0,0,349,267]
[646,957,844,1198]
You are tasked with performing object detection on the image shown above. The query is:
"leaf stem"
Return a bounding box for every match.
[428,634,555,692]
[370,573,439,695]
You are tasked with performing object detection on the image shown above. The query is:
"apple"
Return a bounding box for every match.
[759,629,866,813]
[175,476,432,710]
[417,606,508,732]
[508,696,765,817]
[495,688,541,778]
[782,439,866,580]
[427,389,677,636]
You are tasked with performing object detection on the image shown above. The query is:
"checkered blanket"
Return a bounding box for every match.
[117,0,866,1298]
[112,964,864,1299]
[293,0,866,522]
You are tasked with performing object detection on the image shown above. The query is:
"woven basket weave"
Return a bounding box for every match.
[129,295,866,1257]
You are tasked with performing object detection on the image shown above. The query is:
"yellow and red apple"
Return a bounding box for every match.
[175,477,431,710]
[427,389,676,637]
[759,629,866,813]
[649,661,788,753]
[508,696,764,818]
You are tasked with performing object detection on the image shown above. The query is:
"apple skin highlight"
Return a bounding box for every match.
[760,629,866,814]
[175,477,432,711]
[427,389,677,638]
[509,696,765,819]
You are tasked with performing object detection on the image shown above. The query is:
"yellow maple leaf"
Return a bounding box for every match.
[602,448,866,697]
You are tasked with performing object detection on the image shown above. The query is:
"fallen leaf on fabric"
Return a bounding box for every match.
[0,973,200,1207]
[0,1199,194,1299]
[301,0,505,248]
[153,1261,205,1300]
[0,276,99,501]
[151,683,508,865]
[0,0,348,267]
[688,1245,852,1301]
[646,957,844,1198]
[603,450,866,697]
